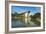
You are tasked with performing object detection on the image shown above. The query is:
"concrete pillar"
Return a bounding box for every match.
[24,11,31,24]
[25,12,28,23]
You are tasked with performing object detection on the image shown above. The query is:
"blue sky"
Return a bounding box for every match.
[11,6,41,14]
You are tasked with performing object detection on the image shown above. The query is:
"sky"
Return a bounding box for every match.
[11,6,41,14]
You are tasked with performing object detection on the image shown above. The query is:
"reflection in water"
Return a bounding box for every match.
[25,18,28,24]
[12,17,40,28]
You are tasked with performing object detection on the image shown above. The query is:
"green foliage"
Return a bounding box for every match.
[12,12,18,17]
[12,13,15,17]
[12,11,41,26]
[11,12,24,17]
[31,19,40,25]
[30,12,40,18]
[34,13,40,18]
[30,12,41,25]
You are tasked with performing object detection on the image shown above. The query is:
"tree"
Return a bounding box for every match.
[12,12,18,17]
[12,13,15,17]
[28,11,31,13]
[34,13,40,18]
[30,13,41,26]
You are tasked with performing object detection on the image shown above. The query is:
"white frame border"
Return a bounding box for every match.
[9,3,43,31]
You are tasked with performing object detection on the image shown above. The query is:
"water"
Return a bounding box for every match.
[12,18,40,28]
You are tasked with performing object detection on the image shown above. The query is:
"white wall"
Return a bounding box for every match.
[0,0,5,34]
[0,0,46,34]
